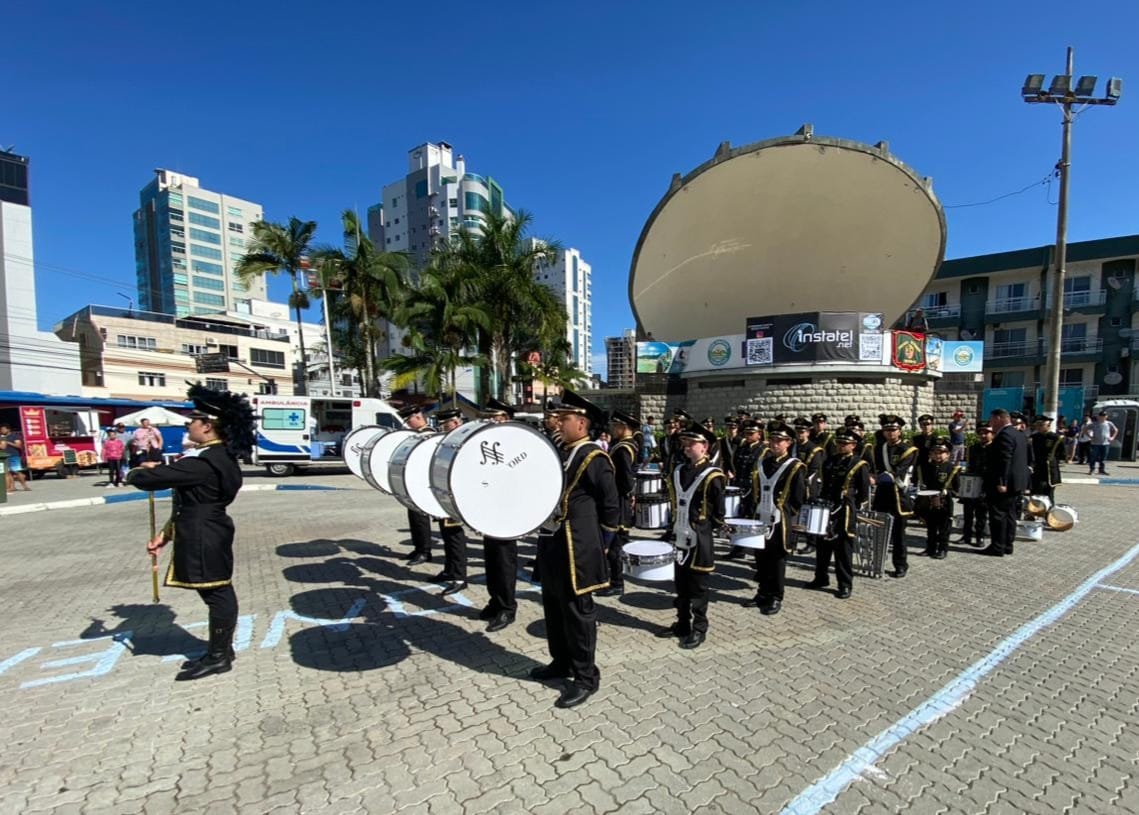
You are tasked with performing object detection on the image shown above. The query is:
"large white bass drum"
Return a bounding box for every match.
[431,420,563,538]
[389,433,449,518]
[364,429,417,494]
[342,425,390,481]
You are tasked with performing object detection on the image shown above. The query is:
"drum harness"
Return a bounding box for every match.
[671,465,720,565]
[539,441,594,536]
[876,441,915,504]
[755,456,799,540]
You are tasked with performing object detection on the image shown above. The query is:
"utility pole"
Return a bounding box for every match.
[1022,49,1122,418]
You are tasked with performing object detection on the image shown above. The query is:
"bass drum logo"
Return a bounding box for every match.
[707,339,732,367]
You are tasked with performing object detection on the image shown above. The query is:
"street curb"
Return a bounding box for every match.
[0,484,347,517]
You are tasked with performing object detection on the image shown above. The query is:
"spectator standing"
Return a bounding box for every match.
[947,410,968,465]
[1076,416,1094,466]
[0,422,31,492]
[1087,411,1118,476]
[1064,419,1080,463]
[102,430,126,487]
[640,417,657,465]
[130,418,164,466]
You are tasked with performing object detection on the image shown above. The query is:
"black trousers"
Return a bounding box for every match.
[198,585,238,634]
[754,524,788,602]
[674,563,710,634]
[483,537,518,615]
[408,509,433,556]
[815,535,854,589]
[439,522,468,580]
[922,509,952,556]
[537,537,599,691]
[988,493,1017,555]
[962,498,988,541]
[873,493,908,572]
[606,531,629,589]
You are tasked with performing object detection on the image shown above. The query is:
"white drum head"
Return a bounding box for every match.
[405,434,448,518]
[365,429,416,494]
[435,422,562,538]
[342,426,389,481]
[625,540,672,559]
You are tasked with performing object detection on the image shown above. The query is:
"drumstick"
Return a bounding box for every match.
[149,494,160,603]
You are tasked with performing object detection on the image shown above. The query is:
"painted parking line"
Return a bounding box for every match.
[1096,584,1139,597]
[781,541,1139,815]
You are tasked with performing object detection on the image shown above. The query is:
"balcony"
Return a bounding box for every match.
[985,340,1037,360]
[1063,289,1107,309]
[924,304,961,325]
[1053,336,1104,357]
[985,296,1040,320]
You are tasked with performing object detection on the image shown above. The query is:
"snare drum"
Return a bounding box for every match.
[429,420,563,539]
[636,470,663,497]
[957,474,983,500]
[341,425,390,481]
[727,519,769,549]
[1046,504,1078,531]
[635,493,670,530]
[915,490,942,512]
[389,433,449,518]
[622,540,676,581]
[798,502,831,537]
[1026,495,1052,518]
[724,486,742,519]
[363,429,417,494]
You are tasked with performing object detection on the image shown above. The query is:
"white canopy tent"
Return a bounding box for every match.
[114,406,191,427]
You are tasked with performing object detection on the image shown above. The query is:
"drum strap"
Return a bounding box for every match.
[539,441,598,535]
[756,457,797,536]
[672,466,720,553]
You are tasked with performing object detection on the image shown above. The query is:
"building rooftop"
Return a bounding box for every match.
[937,234,1139,279]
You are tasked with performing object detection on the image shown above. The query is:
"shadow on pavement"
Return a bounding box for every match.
[79,604,205,657]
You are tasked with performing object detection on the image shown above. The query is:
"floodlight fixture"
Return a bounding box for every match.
[1022,74,1046,96]
[1106,77,1123,103]
[1070,75,1097,96]
[1049,74,1072,95]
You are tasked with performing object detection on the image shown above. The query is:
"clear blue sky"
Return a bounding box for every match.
[7,2,1138,378]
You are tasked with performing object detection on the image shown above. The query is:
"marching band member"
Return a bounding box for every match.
[128,383,255,681]
[661,423,725,649]
[746,420,805,615]
[916,438,960,559]
[726,419,764,558]
[812,427,870,598]
[793,417,825,498]
[871,414,918,578]
[529,390,619,709]
[913,413,938,470]
[809,412,837,458]
[719,416,740,480]
[1029,415,1063,504]
[400,405,436,566]
[478,398,520,632]
[961,423,993,547]
[598,410,640,598]
[431,409,470,596]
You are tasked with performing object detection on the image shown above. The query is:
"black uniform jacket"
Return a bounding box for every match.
[965,440,990,476]
[609,437,638,532]
[986,426,1030,494]
[751,451,806,553]
[821,452,870,538]
[871,439,918,517]
[718,434,739,476]
[913,433,938,470]
[127,442,242,589]
[1030,431,1063,490]
[795,440,825,500]
[670,457,725,573]
[810,428,837,459]
[550,438,621,595]
[917,460,961,515]
[731,440,763,490]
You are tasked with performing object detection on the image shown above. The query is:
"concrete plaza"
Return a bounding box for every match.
[1,464,1137,813]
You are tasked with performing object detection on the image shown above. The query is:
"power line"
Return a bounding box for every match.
[943,172,1056,209]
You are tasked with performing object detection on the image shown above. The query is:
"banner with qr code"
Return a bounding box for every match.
[746,312,884,365]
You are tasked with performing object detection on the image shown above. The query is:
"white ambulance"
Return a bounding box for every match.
[251,395,404,476]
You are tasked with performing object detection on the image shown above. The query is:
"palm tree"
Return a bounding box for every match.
[235,216,318,395]
[381,251,489,405]
[311,211,410,397]
[449,210,565,401]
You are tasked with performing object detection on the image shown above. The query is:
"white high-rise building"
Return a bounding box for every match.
[133,169,266,318]
[0,149,81,393]
[534,246,593,376]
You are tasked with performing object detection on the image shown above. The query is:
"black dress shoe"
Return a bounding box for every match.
[181,647,235,670]
[486,612,515,633]
[555,684,595,708]
[971,538,986,548]
[805,580,830,590]
[892,568,908,578]
[529,663,571,681]
[440,580,468,596]
[175,653,231,681]
[407,554,431,566]
[656,622,691,638]
[680,631,706,649]
[836,587,852,599]
[979,546,1004,557]
[933,551,947,560]
[429,571,452,583]
[760,600,782,616]
[478,605,497,621]
[596,585,623,597]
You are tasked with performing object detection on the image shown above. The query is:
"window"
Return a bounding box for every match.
[171,241,186,254]
[205,378,227,390]
[415,180,429,198]
[226,206,243,217]
[921,291,948,308]
[190,228,221,244]
[189,212,221,229]
[219,344,239,360]
[997,283,1026,299]
[385,238,391,245]
[229,236,244,247]
[251,348,286,368]
[188,196,220,214]
[1064,276,1091,294]
[118,335,158,350]
[464,192,489,213]
[989,370,1025,388]
[168,209,184,222]
[174,290,190,303]
[137,371,167,387]
[394,217,400,224]
[193,275,226,290]
[173,273,188,284]
[169,226,185,238]
[258,382,278,395]
[449,198,458,208]
[193,292,226,306]
[227,222,243,233]
[192,260,223,275]
[1059,368,1084,386]
[1062,323,1087,339]
[191,244,223,260]
[167,192,184,207]
[182,343,207,355]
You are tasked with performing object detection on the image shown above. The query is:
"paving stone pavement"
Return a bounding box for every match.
[1,472,1137,814]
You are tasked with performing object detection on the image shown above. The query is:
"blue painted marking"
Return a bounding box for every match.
[21,634,133,689]
[105,489,171,505]
[1098,478,1139,486]
[258,599,368,649]
[781,541,1139,815]
[275,484,343,492]
[0,647,41,676]
[1097,584,1139,597]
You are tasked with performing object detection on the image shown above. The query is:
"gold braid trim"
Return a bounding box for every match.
[561,448,611,596]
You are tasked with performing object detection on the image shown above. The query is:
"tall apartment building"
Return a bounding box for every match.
[133,170,266,318]
[534,246,593,376]
[605,329,637,389]
[0,149,81,393]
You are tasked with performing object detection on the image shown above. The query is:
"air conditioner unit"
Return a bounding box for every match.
[205,337,217,345]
